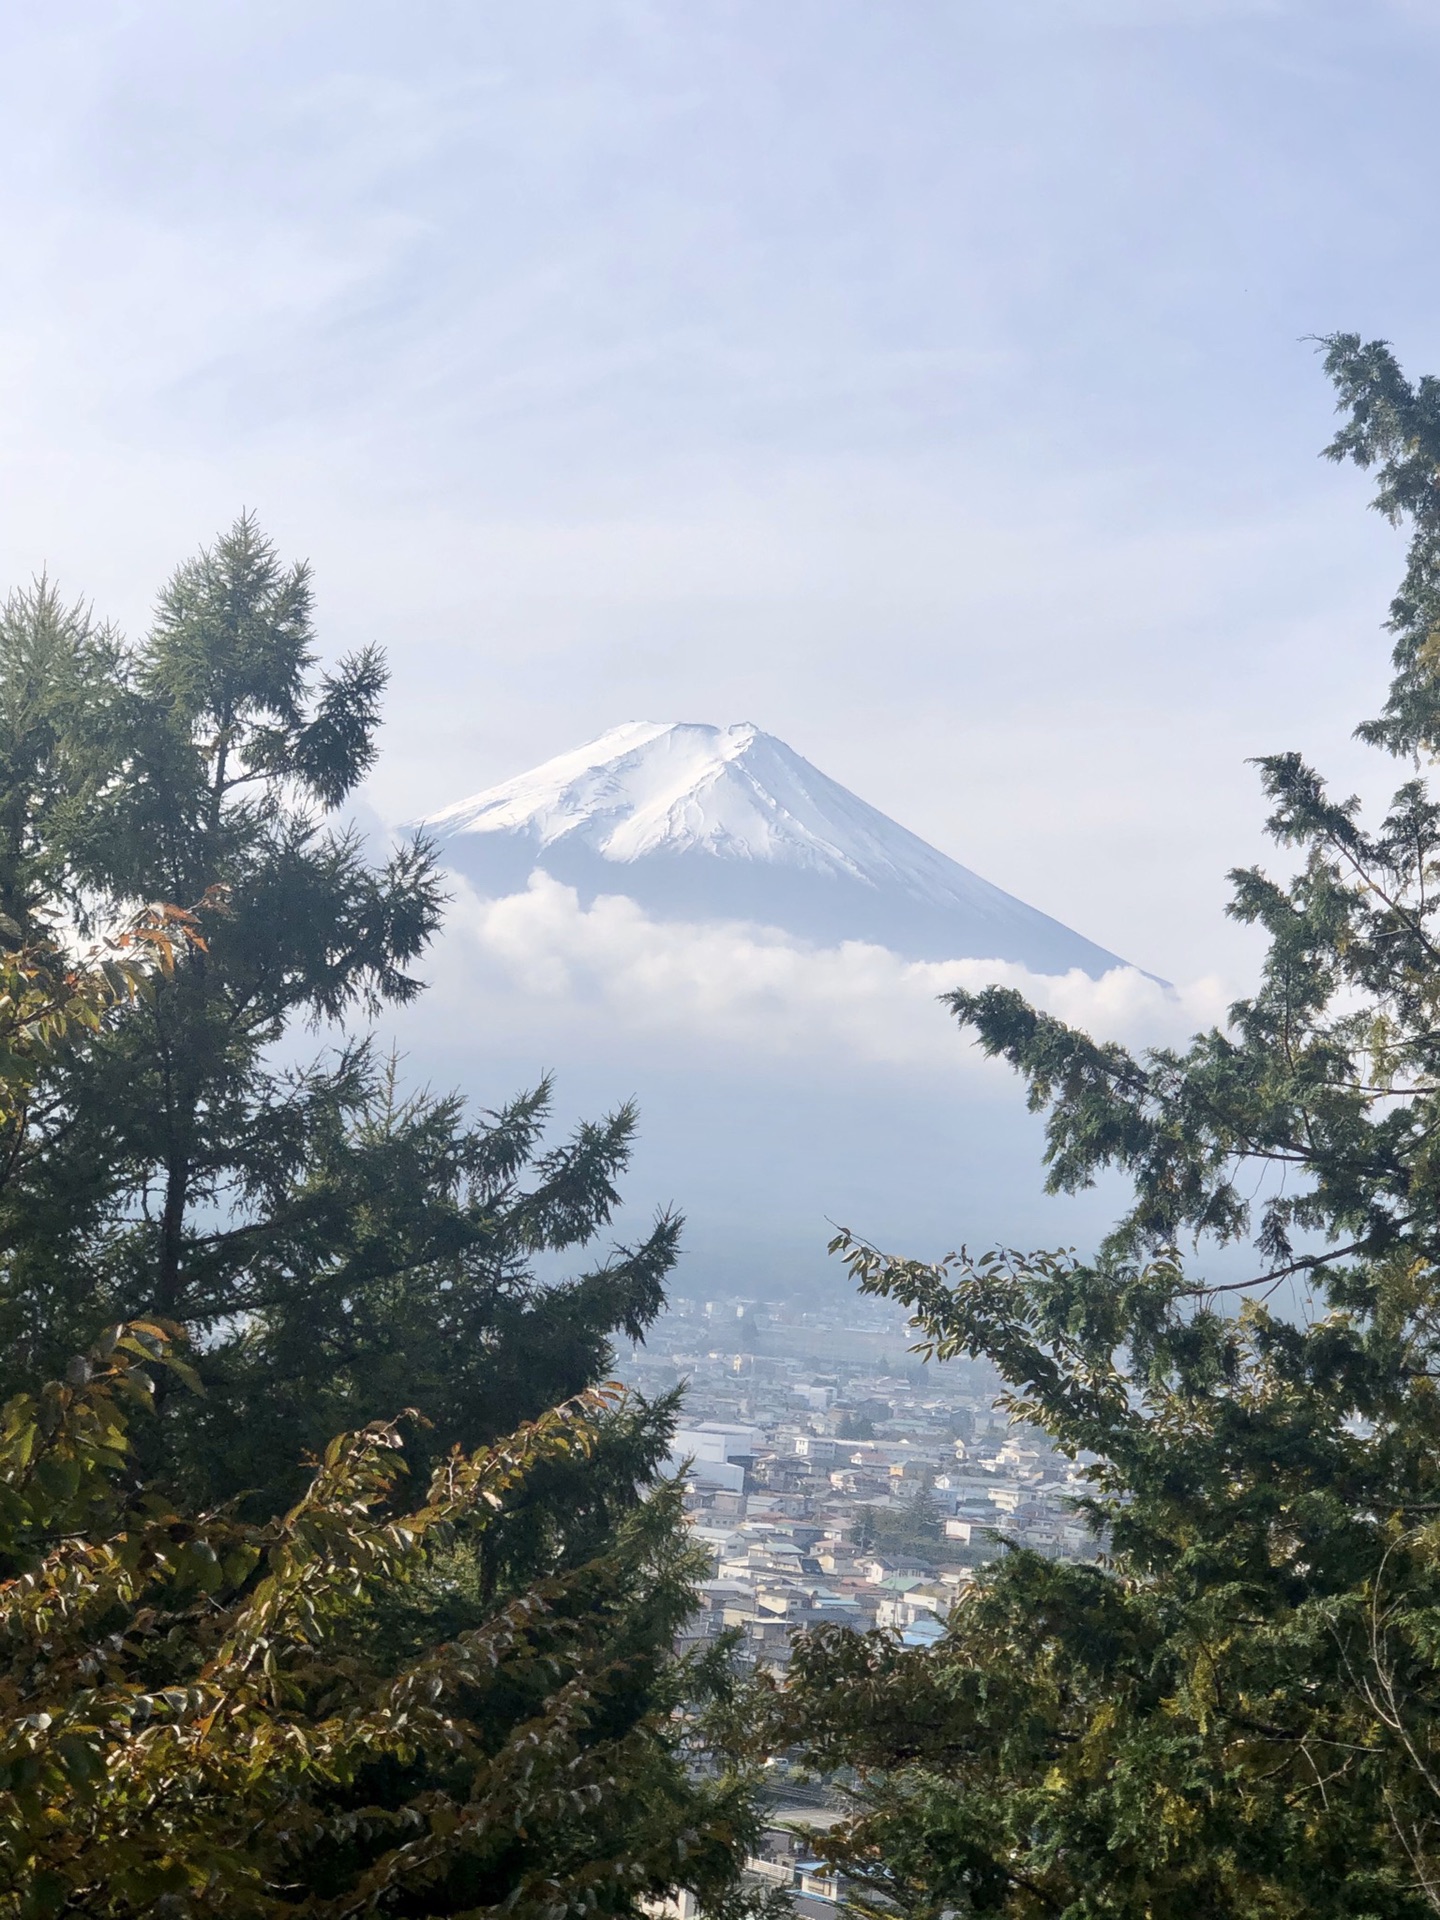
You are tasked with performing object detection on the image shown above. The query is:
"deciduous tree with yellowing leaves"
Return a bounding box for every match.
[0,1321,765,1917]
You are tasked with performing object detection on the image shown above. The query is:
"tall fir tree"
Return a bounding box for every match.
[0,519,773,1919]
[778,338,1440,1919]
[0,516,679,1515]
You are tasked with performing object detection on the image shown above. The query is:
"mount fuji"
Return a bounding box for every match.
[417,721,1131,979]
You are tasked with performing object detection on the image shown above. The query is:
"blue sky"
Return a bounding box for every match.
[1,0,1436,989]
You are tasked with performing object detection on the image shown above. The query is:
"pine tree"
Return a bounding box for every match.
[0,576,123,944]
[778,339,1440,1919]
[0,517,679,1518]
[0,528,768,1914]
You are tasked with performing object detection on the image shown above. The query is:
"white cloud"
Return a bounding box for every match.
[425,872,1232,1077]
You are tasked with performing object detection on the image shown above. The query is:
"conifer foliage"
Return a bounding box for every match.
[778,339,1440,1918]
[0,517,679,1515]
[0,521,756,1915]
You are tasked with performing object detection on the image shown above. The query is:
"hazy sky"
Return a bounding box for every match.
[1,0,1436,993]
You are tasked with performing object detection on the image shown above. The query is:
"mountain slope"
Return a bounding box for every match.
[418,721,1132,978]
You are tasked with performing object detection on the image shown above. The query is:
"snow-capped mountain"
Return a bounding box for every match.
[418,721,1131,978]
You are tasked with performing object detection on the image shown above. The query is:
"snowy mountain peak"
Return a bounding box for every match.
[419,722,1135,979]
[423,720,864,871]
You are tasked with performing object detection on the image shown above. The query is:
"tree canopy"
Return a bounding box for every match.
[0,517,680,1515]
[778,336,1440,1918]
[0,521,760,1917]
[0,1321,763,1918]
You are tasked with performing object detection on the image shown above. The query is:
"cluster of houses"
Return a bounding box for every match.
[615,1297,1105,1672]
[620,1293,1105,1910]
[668,1409,1101,1670]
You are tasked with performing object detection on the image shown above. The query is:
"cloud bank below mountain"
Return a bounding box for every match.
[368,869,1240,1298]
[424,871,1227,1076]
[420,721,1136,978]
